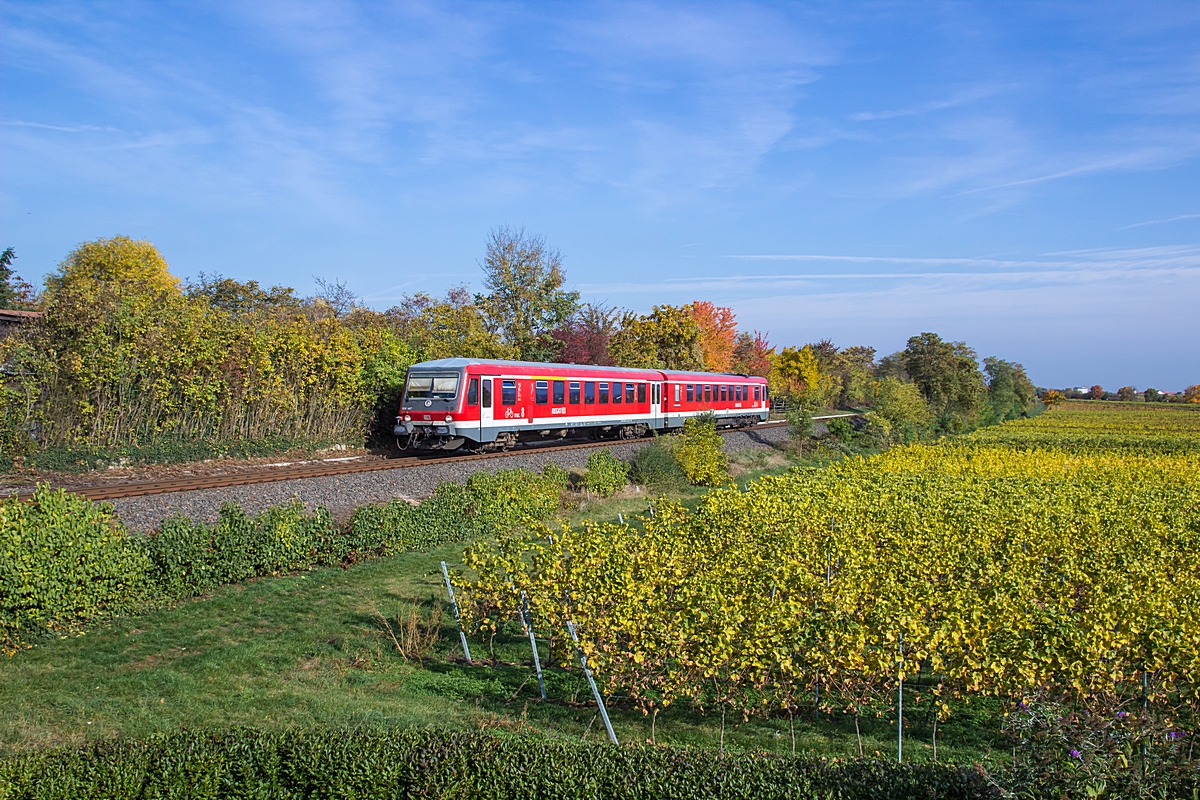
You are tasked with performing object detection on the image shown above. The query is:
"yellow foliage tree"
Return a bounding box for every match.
[770,345,834,408]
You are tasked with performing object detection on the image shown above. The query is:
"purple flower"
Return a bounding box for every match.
[1070,750,1081,759]
[1168,731,1181,740]
[1116,711,1127,719]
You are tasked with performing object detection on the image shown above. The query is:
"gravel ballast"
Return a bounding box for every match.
[111,425,793,531]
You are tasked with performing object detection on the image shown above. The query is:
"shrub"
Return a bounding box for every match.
[826,417,854,441]
[0,728,1000,799]
[582,451,628,497]
[628,438,687,491]
[0,486,151,654]
[3,467,568,653]
[144,502,336,599]
[674,413,729,486]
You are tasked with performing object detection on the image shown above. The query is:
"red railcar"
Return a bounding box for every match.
[394,358,770,451]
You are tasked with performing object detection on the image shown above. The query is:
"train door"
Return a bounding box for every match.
[650,382,662,429]
[479,377,496,440]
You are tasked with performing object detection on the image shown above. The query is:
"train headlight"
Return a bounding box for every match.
[403,414,411,422]
[444,414,453,422]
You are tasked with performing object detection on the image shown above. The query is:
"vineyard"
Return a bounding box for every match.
[462,401,1200,791]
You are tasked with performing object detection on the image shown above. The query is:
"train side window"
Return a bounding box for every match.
[686,384,694,402]
[599,382,610,403]
[535,380,549,404]
[674,384,681,403]
[482,379,492,408]
[501,380,516,405]
[626,383,635,403]
[585,382,595,403]
[613,382,622,403]
[736,386,742,402]
[704,384,712,402]
[553,380,565,404]
[754,385,760,401]
[637,383,646,403]
[763,385,769,401]
[569,381,581,403]
[719,385,727,401]
[467,378,479,406]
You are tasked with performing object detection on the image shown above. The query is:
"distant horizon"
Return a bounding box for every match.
[4,2,1198,389]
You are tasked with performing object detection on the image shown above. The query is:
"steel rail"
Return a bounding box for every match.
[6,419,825,503]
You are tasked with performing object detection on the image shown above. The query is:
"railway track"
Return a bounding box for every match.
[9,418,823,503]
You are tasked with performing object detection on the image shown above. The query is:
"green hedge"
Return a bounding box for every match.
[0,728,998,799]
[1,466,568,652]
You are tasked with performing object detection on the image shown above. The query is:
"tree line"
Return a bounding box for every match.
[0,230,1039,468]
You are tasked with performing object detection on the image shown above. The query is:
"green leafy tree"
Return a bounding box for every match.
[476,227,579,362]
[1144,387,1161,402]
[984,357,1038,421]
[674,413,728,485]
[870,376,931,441]
[1116,385,1137,402]
[0,248,36,310]
[901,332,984,431]
[608,305,704,370]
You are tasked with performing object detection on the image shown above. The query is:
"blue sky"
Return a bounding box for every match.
[3,2,1199,390]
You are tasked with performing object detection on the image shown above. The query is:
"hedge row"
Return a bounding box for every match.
[1,465,568,652]
[0,728,999,800]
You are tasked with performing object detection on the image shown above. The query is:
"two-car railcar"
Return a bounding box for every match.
[394,358,769,451]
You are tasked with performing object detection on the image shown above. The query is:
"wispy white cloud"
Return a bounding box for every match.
[1119,212,1200,229]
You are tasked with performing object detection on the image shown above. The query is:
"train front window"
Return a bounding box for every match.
[501,380,517,405]
[570,381,581,403]
[405,374,459,400]
[535,381,549,404]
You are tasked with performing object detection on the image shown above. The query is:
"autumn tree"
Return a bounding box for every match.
[1116,385,1137,402]
[187,273,300,318]
[1088,384,1105,400]
[386,287,510,361]
[476,227,579,362]
[770,345,834,409]
[550,303,619,365]
[690,301,737,373]
[1040,389,1065,409]
[1183,385,1200,404]
[731,330,774,377]
[608,305,704,370]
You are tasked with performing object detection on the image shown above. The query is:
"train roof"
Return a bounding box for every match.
[407,358,661,376]
[406,358,762,380]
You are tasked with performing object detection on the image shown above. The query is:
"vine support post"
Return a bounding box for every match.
[897,631,904,763]
[440,561,472,664]
[566,619,618,745]
[521,591,546,700]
